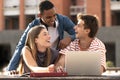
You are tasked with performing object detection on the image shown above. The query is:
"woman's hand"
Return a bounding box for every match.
[48,64,55,72]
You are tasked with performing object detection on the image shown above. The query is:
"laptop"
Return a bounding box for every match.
[65,51,101,76]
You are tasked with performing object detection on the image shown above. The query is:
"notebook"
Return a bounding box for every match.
[65,51,101,76]
[30,72,67,77]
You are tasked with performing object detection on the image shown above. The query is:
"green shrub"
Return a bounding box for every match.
[106,61,114,67]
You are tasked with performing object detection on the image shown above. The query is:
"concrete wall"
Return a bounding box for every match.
[97,27,120,67]
[0,30,23,58]
[0,27,120,66]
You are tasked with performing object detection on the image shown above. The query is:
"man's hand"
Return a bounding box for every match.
[58,37,72,49]
[55,54,65,72]
[7,70,19,76]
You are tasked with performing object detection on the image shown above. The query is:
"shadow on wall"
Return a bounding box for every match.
[105,43,115,67]
[0,44,11,71]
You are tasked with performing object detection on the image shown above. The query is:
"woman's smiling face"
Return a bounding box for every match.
[35,28,51,48]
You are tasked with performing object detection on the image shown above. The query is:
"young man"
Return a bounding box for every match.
[56,14,106,73]
[7,0,75,71]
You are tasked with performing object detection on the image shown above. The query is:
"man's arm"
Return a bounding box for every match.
[58,37,71,49]
[7,26,31,71]
[55,54,65,72]
[58,15,76,49]
[63,16,76,41]
[7,19,40,71]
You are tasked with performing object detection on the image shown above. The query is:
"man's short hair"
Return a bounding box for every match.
[39,0,54,14]
[77,13,99,38]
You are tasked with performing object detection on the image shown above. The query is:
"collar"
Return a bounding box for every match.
[40,19,56,28]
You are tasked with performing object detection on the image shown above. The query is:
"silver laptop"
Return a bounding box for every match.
[65,51,101,76]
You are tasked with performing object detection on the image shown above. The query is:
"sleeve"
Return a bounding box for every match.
[96,39,107,70]
[101,50,106,70]
[59,41,75,55]
[91,38,107,69]
[63,16,76,41]
[99,43,107,70]
[7,19,40,71]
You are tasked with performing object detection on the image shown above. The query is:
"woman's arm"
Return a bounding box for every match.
[22,47,54,73]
